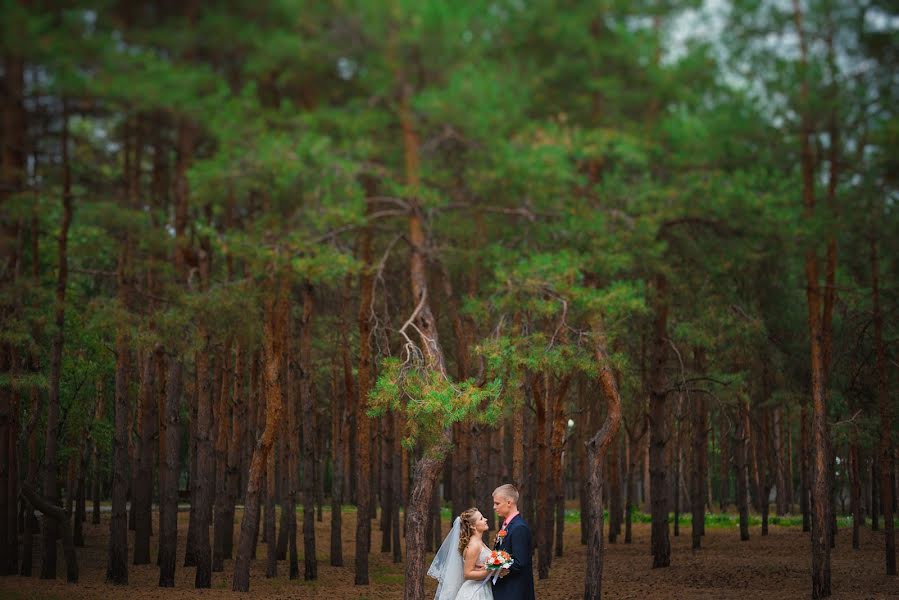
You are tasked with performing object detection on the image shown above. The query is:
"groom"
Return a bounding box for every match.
[491,484,535,600]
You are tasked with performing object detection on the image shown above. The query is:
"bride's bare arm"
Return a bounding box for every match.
[462,541,489,580]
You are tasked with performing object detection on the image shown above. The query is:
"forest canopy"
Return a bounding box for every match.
[0,1,896,599]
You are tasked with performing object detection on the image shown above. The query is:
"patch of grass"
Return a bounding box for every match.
[370,563,405,585]
[563,508,867,529]
[373,572,404,584]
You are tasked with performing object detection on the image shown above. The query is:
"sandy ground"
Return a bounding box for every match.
[1,508,896,599]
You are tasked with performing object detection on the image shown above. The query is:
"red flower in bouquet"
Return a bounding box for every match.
[485,550,513,572]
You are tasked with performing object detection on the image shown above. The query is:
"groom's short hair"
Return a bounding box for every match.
[493,484,519,504]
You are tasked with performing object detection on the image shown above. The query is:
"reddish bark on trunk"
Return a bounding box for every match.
[354,194,375,585]
[191,246,214,588]
[133,350,159,565]
[791,2,833,594]
[299,284,318,580]
[232,276,288,592]
[212,340,233,572]
[583,318,624,599]
[330,360,345,566]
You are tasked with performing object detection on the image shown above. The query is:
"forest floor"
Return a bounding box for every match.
[2,506,897,600]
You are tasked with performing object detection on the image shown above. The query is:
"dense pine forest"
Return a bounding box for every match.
[0,1,897,599]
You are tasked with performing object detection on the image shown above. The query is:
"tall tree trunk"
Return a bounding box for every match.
[1,44,26,580]
[787,411,795,509]
[871,457,880,531]
[380,412,394,554]
[392,417,403,564]
[551,377,570,556]
[213,340,233,572]
[535,373,550,578]
[736,400,751,542]
[579,405,591,547]
[315,385,325,524]
[759,408,771,536]
[299,284,318,580]
[607,435,622,544]
[330,361,345,567]
[276,427,289,561]
[232,275,288,592]
[223,343,245,560]
[850,436,860,550]
[801,394,811,532]
[674,395,683,538]
[251,357,264,560]
[555,448,566,557]
[73,441,88,547]
[354,185,376,585]
[155,353,166,569]
[21,380,39,575]
[192,243,214,589]
[792,2,832,595]
[133,351,158,565]
[749,407,762,515]
[821,25,840,555]
[182,204,198,568]
[92,378,105,526]
[41,103,73,581]
[107,240,131,585]
[284,311,298,578]
[159,109,193,584]
[774,406,788,516]
[332,274,354,568]
[719,416,729,511]
[862,456,871,525]
[125,120,144,538]
[691,357,708,550]
[871,238,896,575]
[265,421,278,578]
[158,358,181,587]
[648,273,670,568]
[625,417,646,544]
[583,318,624,599]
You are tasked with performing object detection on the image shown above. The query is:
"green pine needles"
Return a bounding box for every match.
[368,357,502,456]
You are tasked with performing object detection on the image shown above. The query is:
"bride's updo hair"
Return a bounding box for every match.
[458,508,480,556]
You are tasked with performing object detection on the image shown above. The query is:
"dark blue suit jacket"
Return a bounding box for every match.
[491,514,535,600]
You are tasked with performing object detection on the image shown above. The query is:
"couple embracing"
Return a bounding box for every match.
[428,484,535,600]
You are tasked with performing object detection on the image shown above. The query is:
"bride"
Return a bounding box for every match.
[428,508,493,600]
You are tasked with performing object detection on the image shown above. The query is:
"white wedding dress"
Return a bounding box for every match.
[453,544,493,600]
[428,518,493,600]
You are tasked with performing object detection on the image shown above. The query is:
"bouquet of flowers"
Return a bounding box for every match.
[484,550,513,584]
